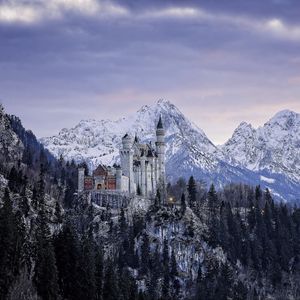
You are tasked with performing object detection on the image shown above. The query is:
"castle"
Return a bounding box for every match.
[78,117,166,197]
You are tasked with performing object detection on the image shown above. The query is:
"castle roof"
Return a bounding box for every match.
[157,116,163,129]
[147,149,154,157]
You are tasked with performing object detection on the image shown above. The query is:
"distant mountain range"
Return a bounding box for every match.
[40,100,300,203]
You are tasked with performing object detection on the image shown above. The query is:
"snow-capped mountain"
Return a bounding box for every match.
[41,101,300,202]
[41,100,249,185]
[41,99,219,174]
[222,110,300,184]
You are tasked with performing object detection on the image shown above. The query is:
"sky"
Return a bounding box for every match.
[0,0,300,144]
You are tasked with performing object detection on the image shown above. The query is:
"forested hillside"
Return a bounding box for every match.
[0,105,300,300]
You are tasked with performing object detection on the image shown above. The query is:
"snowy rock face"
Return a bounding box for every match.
[0,105,23,164]
[222,110,300,183]
[41,99,222,177]
[41,101,300,202]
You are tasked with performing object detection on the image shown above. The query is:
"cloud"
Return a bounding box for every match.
[0,0,129,24]
[51,0,100,14]
[49,0,129,17]
[1,0,300,143]
[263,18,300,41]
[0,4,40,23]
[1,0,300,43]
[141,7,201,19]
[136,5,300,42]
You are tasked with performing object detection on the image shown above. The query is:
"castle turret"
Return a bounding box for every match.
[155,116,166,186]
[120,133,135,193]
[116,165,122,190]
[140,149,146,196]
[147,149,155,195]
[122,133,132,150]
[78,167,85,193]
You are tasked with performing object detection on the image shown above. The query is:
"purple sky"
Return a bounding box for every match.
[0,0,300,144]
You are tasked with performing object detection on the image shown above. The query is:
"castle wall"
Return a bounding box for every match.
[120,148,135,193]
[140,156,146,196]
[146,162,152,196]
[120,122,165,197]
[78,168,85,192]
[120,176,129,192]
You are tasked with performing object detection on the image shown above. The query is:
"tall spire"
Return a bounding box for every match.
[157,115,163,129]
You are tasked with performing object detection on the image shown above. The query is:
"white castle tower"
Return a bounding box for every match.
[77,117,166,198]
[155,116,166,188]
[119,116,166,197]
[120,133,135,193]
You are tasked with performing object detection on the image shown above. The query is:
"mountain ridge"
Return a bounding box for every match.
[40,100,300,202]
[222,108,300,183]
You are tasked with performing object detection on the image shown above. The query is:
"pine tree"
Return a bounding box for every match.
[33,207,59,300]
[125,227,137,268]
[95,246,104,300]
[180,193,186,215]
[207,184,218,213]
[195,265,208,300]
[8,166,18,193]
[187,176,197,208]
[162,239,171,299]
[31,186,38,210]
[54,221,82,300]
[13,211,26,274]
[162,271,171,300]
[247,194,256,231]
[0,188,17,299]
[255,185,262,208]
[216,262,233,299]
[203,254,219,299]
[79,229,96,300]
[207,184,219,248]
[64,179,76,208]
[119,268,138,300]
[170,248,179,299]
[163,239,169,269]
[54,201,63,224]
[103,260,119,300]
[219,206,230,252]
[20,195,30,218]
[36,165,46,209]
[140,233,150,275]
[119,207,127,237]
[232,281,248,300]
[154,188,161,208]
[264,188,272,204]
[8,268,38,300]
[148,246,160,299]
[170,249,178,280]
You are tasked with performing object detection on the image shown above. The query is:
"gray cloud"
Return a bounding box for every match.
[0,0,300,143]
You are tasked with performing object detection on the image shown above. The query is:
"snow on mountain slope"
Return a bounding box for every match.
[222,110,300,183]
[41,99,221,173]
[41,101,300,202]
